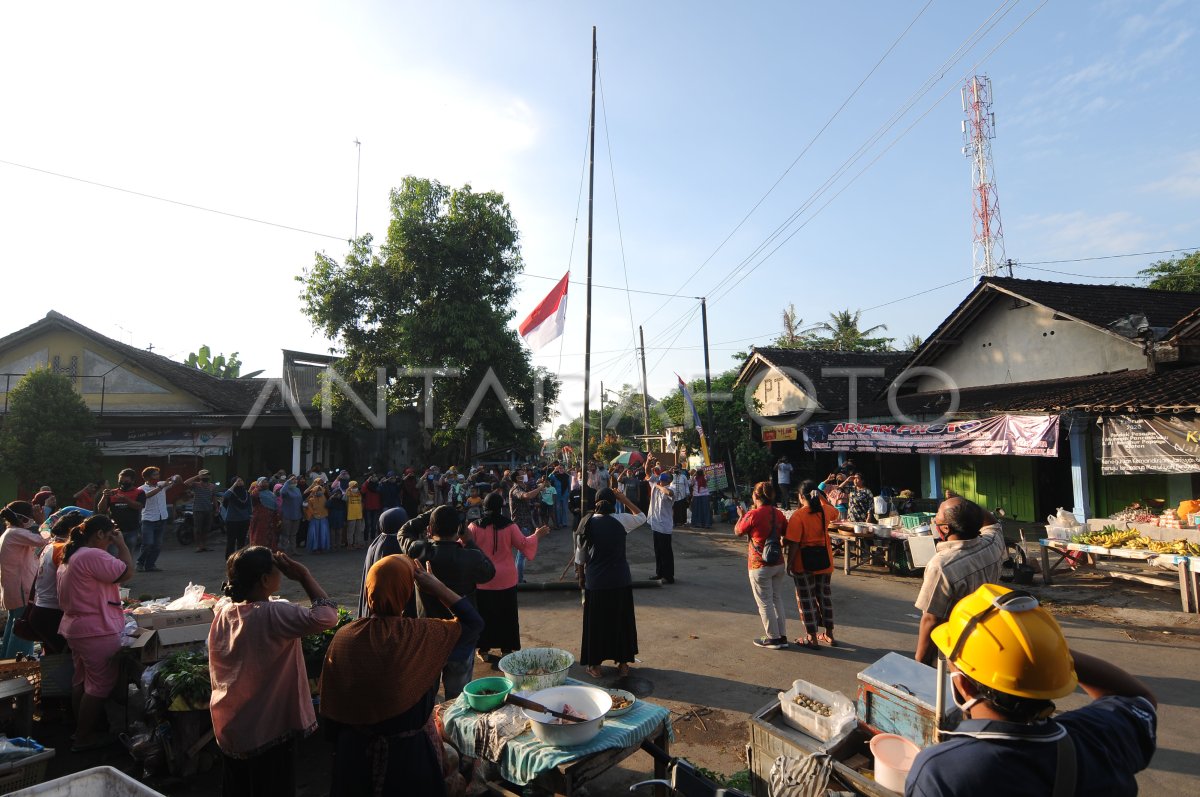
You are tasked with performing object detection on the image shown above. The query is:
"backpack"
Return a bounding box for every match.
[751,511,783,566]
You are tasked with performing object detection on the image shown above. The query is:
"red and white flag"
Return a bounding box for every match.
[519,272,569,351]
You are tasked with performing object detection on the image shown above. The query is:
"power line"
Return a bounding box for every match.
[1021,246,1198,265]
[518,271,698,300]
[639,0,939,325]
[0,157,349,242]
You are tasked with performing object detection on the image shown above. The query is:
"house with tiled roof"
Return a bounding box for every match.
[0,312,345,498]
[798,278,1200,522]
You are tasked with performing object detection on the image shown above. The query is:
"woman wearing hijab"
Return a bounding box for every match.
[470,492,549,663]
[575,487,647,678]
[208,547,338,796]
[785,479,840,649]
[320,555,482,796]
[0,500,49,657]
[248,477,280,550]
[222,477,253,558]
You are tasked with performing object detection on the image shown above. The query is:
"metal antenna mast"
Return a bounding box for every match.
[961,75,1004,279]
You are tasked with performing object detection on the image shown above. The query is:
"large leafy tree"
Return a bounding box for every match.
[1138,251,1200,292]
[0,370,98,494]
[298,177,558,459]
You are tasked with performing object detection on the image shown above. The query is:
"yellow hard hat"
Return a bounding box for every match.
[931,584,1078,700]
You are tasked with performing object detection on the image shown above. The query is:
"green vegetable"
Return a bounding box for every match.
[302,607,354,657]
[154,651,212,706]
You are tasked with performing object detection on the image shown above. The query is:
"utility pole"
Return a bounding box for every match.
[638,325,651,439]
[580,27,597,514]
[700,297,714,440]
[598,381,605,441]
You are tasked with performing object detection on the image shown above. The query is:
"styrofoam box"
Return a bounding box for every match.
[9,766,164,796]
[777,678,855,742]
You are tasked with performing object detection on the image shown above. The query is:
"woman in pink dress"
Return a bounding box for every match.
[469,492,549,663]
[208,547,337,795]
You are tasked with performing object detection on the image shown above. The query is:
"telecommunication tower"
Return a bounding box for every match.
[961,75,1005,279]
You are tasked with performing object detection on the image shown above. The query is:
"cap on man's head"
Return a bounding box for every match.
[657,473,672,484]
[31,491,53,507]
[198,469,211,477]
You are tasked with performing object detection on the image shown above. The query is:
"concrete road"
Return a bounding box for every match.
[116,517,1198,794]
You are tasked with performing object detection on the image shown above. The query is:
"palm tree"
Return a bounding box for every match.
[813,309,892,351]
[902,333,924,351]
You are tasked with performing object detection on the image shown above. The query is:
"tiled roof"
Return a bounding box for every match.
[851,365,1200,419]
[985,277,1200,335]
[736,347,910,415]
[895,277,1200,385]
[0,311,261,414]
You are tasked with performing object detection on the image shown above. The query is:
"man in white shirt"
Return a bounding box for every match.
[775,456,794,510]
[137,466,180,572]
[647,471,675,583]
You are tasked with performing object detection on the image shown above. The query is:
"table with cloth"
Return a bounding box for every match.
[440,677,672,795]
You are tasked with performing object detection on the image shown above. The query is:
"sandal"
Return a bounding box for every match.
[795,636,819,650]
[817,632,838,647]
[584,666,603,678]
[617,663,632,677]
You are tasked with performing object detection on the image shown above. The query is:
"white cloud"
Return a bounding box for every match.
[1012,210,1151,259]
[1142,150,1200,199]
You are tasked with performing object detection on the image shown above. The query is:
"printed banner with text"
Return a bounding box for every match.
[802,415,1059,457]
[1101,416,1200,475]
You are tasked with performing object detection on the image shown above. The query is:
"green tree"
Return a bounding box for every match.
[186,345,253,378]
[0,370,98,494]
[812,309,893,351]
[773,303,819,349]
[1138,251,1200,292]
[298,177,558,459]
[901,333,924,351]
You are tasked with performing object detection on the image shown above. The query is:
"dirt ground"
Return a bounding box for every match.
[23,516,1200,795]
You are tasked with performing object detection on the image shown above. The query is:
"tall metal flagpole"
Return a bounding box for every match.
[353,138,362,239]
[580,27,597,517]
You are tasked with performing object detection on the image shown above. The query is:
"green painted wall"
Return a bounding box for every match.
[941,455,1036,522]
[1092,473,1169,517]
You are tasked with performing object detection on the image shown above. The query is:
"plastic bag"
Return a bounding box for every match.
[0,736,44,763]
[166,583,207,611]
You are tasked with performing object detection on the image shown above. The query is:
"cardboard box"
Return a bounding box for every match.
[132,608,214,630]
[129,623,211,663]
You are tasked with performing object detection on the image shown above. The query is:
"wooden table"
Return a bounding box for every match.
[485,717,670,796]
[1039,539,1197,612]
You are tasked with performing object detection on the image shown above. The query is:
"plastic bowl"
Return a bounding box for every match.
[498,647,575,693]
[523,685,613,747]
[463,677,513,712]
[870,732,920,792]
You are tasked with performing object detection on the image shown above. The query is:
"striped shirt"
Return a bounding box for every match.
[914,524,1007,619]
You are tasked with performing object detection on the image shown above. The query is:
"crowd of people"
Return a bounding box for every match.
[0,451,1162,796]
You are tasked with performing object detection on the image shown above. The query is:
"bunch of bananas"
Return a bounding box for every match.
[1141,538,1200,555]
[1074,528,1142,548]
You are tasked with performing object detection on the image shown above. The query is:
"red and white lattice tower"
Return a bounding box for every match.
[961,75,1005,279]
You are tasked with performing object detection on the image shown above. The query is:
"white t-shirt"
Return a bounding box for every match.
[648,485,674,534]
[33,544,60,609]
[141,482,170,521]
[776,462,793,485]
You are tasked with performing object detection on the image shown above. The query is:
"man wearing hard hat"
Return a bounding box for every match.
[905,584,1157,796]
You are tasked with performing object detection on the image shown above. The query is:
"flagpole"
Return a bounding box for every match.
[580,26,597,516]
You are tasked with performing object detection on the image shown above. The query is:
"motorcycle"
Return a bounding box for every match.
[175,502,226,547]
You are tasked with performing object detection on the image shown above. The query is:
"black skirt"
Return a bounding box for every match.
[580,586,638,665]
[476,587,521,652]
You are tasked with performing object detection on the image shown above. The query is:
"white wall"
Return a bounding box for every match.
[915,301,1147,391]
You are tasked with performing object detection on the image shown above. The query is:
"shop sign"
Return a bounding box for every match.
[703,462,729,491]
[761,424,797,442]
[802,415,1059,457]
[1101,416,1200,475]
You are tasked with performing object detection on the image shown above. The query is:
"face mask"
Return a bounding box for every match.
[120,481,133,489]
[949,671,983,717]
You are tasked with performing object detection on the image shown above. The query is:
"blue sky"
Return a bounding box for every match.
[1,1,1196,431]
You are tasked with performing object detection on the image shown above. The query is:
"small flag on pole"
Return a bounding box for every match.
[519,272,569,351]
[676,373,703,434]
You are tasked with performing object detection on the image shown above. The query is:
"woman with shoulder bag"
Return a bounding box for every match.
[784,480,839,649]
[734,482,790,650]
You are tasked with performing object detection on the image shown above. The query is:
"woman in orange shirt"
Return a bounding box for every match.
[784,479,839,649]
